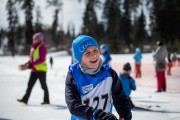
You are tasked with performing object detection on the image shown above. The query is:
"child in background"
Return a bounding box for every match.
[167,52,173,75]
[50,56,53,69]
[65,35,132,120]
[171,53,177,66]
[133,48,142,78]
[119,63,136,108]
[100,44,112,65]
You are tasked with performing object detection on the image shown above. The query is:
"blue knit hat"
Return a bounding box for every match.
[100,44,109,51]
[72,35,98,63]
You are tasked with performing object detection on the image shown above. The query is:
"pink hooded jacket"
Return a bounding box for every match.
[28,41,47,72]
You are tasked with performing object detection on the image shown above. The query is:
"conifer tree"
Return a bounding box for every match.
[46,0,63,50]
[6,0,18,56]
[16,0,34,48]
[134,10,146,49]
[81,0,100,38]
[102,0,122,53]
[35,6,43,33]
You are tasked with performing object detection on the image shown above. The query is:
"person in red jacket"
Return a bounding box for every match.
[17,32,50,104]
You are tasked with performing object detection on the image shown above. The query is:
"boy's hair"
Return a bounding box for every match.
[123,63,131,71]
[72,35,98,63]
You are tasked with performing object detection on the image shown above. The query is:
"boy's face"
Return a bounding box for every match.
[82,46,100,69]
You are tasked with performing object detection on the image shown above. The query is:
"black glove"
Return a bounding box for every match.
[95,109,106,120]
[95,109,118,120]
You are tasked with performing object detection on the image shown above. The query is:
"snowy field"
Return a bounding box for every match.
[0,51,180,120]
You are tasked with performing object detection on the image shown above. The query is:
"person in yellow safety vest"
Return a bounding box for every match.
[17,32,50,105]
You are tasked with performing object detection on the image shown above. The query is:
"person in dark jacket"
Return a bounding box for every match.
[65,35,132,120]
[167,52,173,75]
[153,41,168,92]
[17,32,50,105]
[119,63,136,108]
[49,56,53,69]
[100,44,112,66]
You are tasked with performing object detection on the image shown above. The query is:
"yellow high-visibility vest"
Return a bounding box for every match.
[33,44,47,72]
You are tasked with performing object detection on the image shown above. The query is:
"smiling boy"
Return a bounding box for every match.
[65,35,132,120]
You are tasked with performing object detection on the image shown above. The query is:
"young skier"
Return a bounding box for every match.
[100,44,112,65]
[119,63,136,108]
[133,48,142,78]
[65,35,132,120]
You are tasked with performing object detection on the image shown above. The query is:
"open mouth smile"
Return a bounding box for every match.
[90,59,98,63]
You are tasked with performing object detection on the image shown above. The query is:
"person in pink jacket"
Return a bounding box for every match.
[17,32,50,104]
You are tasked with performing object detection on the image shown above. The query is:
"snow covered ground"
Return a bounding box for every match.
[0,51,180,120]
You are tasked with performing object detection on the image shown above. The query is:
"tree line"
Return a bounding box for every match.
[1,0,180,55]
